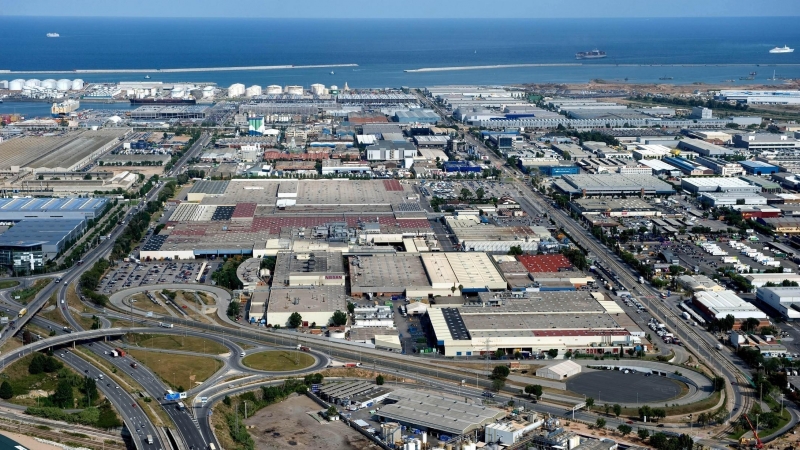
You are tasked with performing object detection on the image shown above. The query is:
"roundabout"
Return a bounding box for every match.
[241,350,316,372]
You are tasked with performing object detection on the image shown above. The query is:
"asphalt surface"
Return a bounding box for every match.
[567,371,682,404]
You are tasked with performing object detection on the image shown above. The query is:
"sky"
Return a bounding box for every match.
[2,0,799,18]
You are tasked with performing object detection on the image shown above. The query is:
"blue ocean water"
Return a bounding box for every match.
[1,16,799,92]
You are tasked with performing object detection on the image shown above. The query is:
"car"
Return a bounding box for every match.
[85,369,89,373]
[626,420,634,424]
[657,424,664,427]
[132,403,137,408]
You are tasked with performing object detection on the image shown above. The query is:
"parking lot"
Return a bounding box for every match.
[98,260,214,294]
[418,179,520,202]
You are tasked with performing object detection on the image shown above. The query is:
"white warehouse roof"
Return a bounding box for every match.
[693,290,767,320]
[535,360,582,380]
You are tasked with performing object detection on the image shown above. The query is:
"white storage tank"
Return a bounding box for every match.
[9,79,25,91]
[285,85,303,96]
[171,88,185,98]
[245,85,262,97]
[56,79,71,91]
[71,79,84,90]
[228,83,245,97]
[0,80,7,89]
[41,79,57,89]
[310,83,326,96]
[202,86,216,98]
[266,84,282,95]
[25,79,41,87]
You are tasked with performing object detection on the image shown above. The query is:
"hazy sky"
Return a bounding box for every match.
[3,0,800,18]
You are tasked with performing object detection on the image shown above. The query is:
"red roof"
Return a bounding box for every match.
[518,254,573,273]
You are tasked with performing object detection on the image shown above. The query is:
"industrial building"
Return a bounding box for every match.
[747,273,800,287]
[445,216,545,252]
[426,291,640,357]
[374,389,506,437]
[733,134,800,152]
[717,90,800,105]
[694,157,745,177]
[365,141,417,161]
[756,287,800,320]
[739,160,780,175]
[0,219,86,273]
[539,165,580,177]
[130,105,208,120]
[680,177,761,194]
[638,159,682,176]
[698,192,767,207]
[0,197,108,222]
[677,275,724,292]
[691,290,768,320]
[661,156,712,176]
[535,360,582,380]
[264,284,347,328]
[0,128,131,173]
[394,109,439,124]
[570,197,660,218]
[442,161,482,174]
[677,139,734,157]
[553,174,675,197]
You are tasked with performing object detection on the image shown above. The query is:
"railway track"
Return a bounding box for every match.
[0,419,126,450]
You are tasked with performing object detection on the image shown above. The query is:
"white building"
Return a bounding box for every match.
[756,287,800,320]
[535,360,582,380]
[692,290,768,320]
[228,83,245,97]
[747,273,800,287]
[485,419,543,445]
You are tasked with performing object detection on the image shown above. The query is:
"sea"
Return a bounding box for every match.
[1,16,799,116]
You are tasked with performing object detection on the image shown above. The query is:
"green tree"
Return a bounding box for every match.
[476,187,486,200]
[459,188,473,201]
[613,403,622,418]
[637,428,650,441]
[586,397,594,411]
[51,379,74,408]
[617,424,632,436]
[288,312,303,328]
[43,356,62,373]
[604,403,610,415]
[525,385,543,399]
[330,310,347,327]
[492,378,505,392]
[226,300,240,317]
[81,376,98,407]
[492,365,511,379]
[547,348,559,359]
[376,375,385,385]
[0,381,12,399]
[562,151,571,161]
[29,354,45,374]
[326,405,338,418]
[507,245,523,256]
[595,418,606,429]
[346,301,355,314]
[97,404,122,429]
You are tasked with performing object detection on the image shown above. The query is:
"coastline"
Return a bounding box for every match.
[0,63,358,75]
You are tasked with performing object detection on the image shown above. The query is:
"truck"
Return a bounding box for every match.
[344,363,362,368]
[682,311,691,320]
[17,308,26,318]
[110,350,119,357]
[298,345,310,352]
[146,435,153,445]
[177,401,185,411]
[716,344,723,350]
[746,229,755,234]
[638,276,644,284]
[115,348,126,357]
[159,322,174,328]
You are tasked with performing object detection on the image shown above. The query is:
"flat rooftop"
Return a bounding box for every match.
[557,174,675,195]
[572,197,656,212]
[0,197,107,215]
[349,254,431,293]
[0,218,84,247]
[266,284,347,314]
[0,128,129,170]
[517,254,573,273]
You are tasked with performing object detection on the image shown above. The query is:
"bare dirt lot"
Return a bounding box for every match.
[244,394,379,450]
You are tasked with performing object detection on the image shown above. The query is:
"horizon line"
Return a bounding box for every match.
[2,14,799,19]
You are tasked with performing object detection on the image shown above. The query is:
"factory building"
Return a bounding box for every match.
[733,134,800,152]
[698,192,767,207]
[638,159,682,176]
[717,90,800,105]
[426,291,640,357]
[739,160,780,176]
[691,290,768,321]
[553,174,675,197]
[539,165,580,177]
[680,177,761,194]
[662,156,712,176]
[394,109,439,124]
[130,106,208,120]
[694,157,744,177]
[0,219,86,273]
[365,141,417,161]
[442,161,482,174]
[570,198,661,218]
[677,138,734,157]
[445,216,544,252]
[0,197,108,222]
[756,287,800,320]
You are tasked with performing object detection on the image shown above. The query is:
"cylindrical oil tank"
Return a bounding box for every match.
[9,79,25,91]
[202,86,215,98]
[41,79,57,89]
[171,88,185,98]
[56,79,71,90]
[71,79,84,90]
[228,83,245,97]
[285,85,303,95]
[24,79,41,87]
[190,89,203,99]
[266,85,282,95]
[310,83,325,96]
[0,80,7,89]
[245,85,262,97]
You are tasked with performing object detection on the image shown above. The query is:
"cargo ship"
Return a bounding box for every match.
[576,49,607,60]
[130,97,196,105]
[51,99,79,117]
[46,33,60,38]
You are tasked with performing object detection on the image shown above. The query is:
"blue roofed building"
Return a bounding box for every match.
[0,197,108,222]
[0,219,86,274]
[442,161,482,174]
[662,156,713,176]
[394,109,440,124]
[739,160,779,175]
[540,165,580,177]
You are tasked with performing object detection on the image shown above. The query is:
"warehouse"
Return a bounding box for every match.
[130,105,209,120]
[756,287,800,320]
[680,177,761,194]
[739,176,781,193]
[692,290,768,320]
[570,197,661,218]
[553,174,675,197]
[677,138,734,157]
[694,157,744,177]
[442,161,482,174]
[698,192,767,207]
[0,197,108,222]
[539,165,580,177]
[0,128,131,173]
[0,218,86,273]
[747,273,800,287]
[733,134,800,152]
[536,360,582,380]
[662,156,712,176]
[638,158,682,176]
[677,275,725,292]
[739,160,780,176]
[375,389,505,437]
[271,251,345,287]
[426,291,640,357]
[445,216,542,252]
[394,109,440,124]
[265,284,347,328]
[365,141,417,161]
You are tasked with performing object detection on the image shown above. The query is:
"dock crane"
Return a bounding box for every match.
[741,414,763,449]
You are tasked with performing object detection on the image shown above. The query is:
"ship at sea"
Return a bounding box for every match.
[51,99,79,117]
[46,33,59,38]
[769,45,794,54]
[576,49,606,60]
[130,97,196,105]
